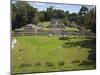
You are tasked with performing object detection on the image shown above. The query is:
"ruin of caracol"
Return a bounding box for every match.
[48,18,65,35]
[49,18,65,29]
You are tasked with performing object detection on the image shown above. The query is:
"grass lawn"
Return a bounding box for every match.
[12,36,96,74]
[64,27,79,31]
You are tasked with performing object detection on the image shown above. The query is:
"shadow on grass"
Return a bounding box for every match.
[35,62,42,67]
[19,63,32,68]
[71,60,80,64]
[62,41,80,48]
[79,49,96,66]
[45,62,54,67]
[79,38,96,66]
[62,37,96,66]
[58,61,65,66]
[62,38,96,49]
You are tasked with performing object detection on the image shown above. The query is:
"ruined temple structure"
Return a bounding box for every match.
[49,18,65,29]
[49,18,65,36]
[25,24,39,32]
[25,24,39,35]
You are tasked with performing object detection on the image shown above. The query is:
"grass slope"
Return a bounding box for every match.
[38,22,50,28]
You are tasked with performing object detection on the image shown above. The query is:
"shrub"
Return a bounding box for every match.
[19,63,32,68]
[58,61,65,66]
[72,60,80,63]
[45,62,53,67]
[79,60,94,66]
[59,36,69,40]
[19,49,23,52]
[35,62,42,66]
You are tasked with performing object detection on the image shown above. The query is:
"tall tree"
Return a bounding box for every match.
[12,1,37,30]
[78,5,96,33]
[68,13,78,23]
[78,6,88,28]
[53,9,65,19]
[44,6,54,21]
[85,7,96,33]
[12,4,17,30]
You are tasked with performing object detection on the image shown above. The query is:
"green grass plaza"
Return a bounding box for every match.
[12,35,96,74]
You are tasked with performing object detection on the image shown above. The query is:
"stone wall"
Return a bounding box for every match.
[12,29,95,36]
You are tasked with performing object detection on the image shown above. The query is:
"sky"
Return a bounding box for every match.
[28,2,82,13]
[12,1,95,13]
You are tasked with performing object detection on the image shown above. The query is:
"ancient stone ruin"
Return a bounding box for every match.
[48,18,65,36]
[25,24,39,32]
[49,18,65,29]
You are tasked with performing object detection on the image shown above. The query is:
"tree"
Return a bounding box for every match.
[65,11,69,18]
[32,13,40,25]
[63,18,70,27]
[38,12,44,22]
[12,4,17,30]
[53,9,66,19]
[78,6,96,34]
[12,1,37,30]
[78,6,88,29]
[68,13,79,23]
[85,7,96,33]
[43,6,54,21]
